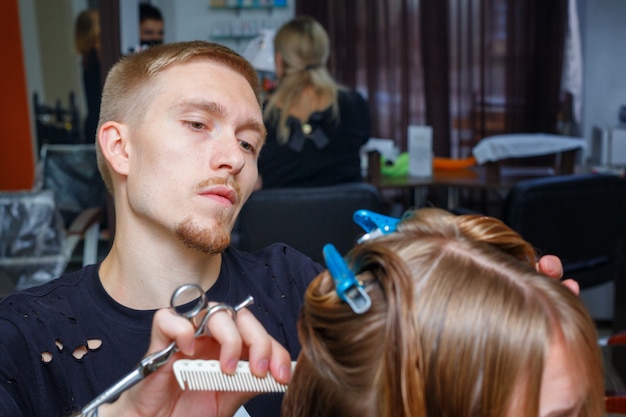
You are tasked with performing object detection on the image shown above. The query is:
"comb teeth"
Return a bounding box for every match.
[173,360,295,392]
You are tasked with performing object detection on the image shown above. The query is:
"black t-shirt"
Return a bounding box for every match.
[0,245,323,417]
[259,89,371,189]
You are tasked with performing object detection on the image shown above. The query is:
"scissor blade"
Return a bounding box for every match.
[80,366,145,415]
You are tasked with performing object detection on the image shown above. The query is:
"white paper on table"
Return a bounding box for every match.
[472,133,586,165]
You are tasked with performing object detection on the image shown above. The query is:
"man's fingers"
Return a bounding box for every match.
[151,309,197,356]
[236,308,292,384]
[155,302,292,387]
[267,338,292,384]
[536,255,563,279]
[536,255,580,295]
[236,308,270,376]
[561,278,580,295]
[202,304,244,374]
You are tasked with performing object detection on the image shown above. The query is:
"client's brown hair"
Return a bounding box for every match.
[282,207,603,417]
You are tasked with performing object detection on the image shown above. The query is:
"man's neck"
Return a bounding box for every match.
[98,237,223,310]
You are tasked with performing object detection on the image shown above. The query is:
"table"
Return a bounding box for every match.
[366,151,558,211]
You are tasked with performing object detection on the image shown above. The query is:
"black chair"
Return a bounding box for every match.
[32,92,81,152]
[235,183,384,265]
[0,144,109,297]
[502,173,626,324]
[35,144,106,228]
[34,144,110,270]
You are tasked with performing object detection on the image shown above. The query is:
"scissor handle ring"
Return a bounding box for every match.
[207,303,237,319]
[170,283,207,320]
[196,303,237,337]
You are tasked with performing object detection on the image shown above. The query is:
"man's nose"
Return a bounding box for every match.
[209,135,245,174]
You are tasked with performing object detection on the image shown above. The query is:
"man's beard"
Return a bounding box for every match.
[175,210,231,255]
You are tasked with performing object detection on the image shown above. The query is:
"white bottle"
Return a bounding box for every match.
[408,125,433,177]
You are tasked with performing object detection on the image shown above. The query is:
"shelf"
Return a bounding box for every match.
[210,34,258,41]
[209,0,287,11]
[210,6,287,10]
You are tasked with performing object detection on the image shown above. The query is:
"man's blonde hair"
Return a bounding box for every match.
[96,41,261,194]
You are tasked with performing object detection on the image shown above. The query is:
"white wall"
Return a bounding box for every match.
[120,0,140,54]
[581,0,626,148]
[18,0,87,152]
[18,0,43,155]
[150,0,293,54]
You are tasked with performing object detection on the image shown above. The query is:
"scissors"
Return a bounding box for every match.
[80,284,254,416]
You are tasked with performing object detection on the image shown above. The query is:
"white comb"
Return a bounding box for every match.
[173,359,295,392]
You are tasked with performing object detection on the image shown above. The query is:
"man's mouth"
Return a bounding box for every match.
[199,185,237,206]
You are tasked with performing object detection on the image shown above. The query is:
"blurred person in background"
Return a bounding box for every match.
[257,16,371,189]
[74,8,101,142]
[139,2,164,49]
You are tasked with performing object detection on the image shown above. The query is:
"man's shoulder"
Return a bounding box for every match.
[0,265,97,319]
[225,244,324,283]
[226,244,323,270]
[0,266,97,354]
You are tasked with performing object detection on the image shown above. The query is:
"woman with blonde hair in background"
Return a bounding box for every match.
[258,16,370,189]
[283,207,603,417]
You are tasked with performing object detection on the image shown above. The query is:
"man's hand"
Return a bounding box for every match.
[98,305,292,417]
[537,254,580,295]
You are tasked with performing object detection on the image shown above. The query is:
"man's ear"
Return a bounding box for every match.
[99,121,130,176]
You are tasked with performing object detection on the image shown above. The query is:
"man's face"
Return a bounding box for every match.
[125,60,264,254]
[140,18,164,47]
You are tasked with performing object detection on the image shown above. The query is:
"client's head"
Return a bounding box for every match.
[283,207,603,417]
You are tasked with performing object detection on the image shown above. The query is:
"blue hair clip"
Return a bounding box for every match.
[353,209,400,243]
[322,243,371,314]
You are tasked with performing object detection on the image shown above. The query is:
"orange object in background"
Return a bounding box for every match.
[0,0,35,190]
[433,156,477,170]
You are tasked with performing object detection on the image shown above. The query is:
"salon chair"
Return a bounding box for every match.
[0,189,102,297]
[502,173,626,323]
[0,144,109,297]
[235,182,384,265]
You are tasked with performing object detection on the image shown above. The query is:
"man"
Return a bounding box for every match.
[0,41,570,417]
[139,3,164,48]
[0,41,322,417]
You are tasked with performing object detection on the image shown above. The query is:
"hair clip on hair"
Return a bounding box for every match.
[323,243,371,314]
[353,210,400,243]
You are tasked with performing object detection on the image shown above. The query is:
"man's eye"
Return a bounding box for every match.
[240,141,255,153]
[189,121,205,130]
